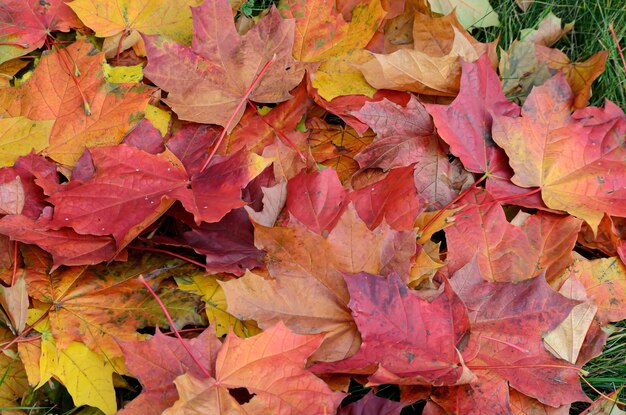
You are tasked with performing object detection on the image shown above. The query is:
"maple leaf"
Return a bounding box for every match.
[143,0,305,130]
[162,322,344,415]
[179,149,273,224]
[425,53,519,176]
[450,260,587,407]
[509,388,571,414]
[353,95,438,171]
[0,0,79,64]
[221,205,416,362]
[45,145,188,249]
[24,256,203,359]
[359,21,496,96]
[351,164,423,230]
[312,272,471,386]
[0,176,24,216]
[445,192,582,282]
[0,38,154,166]
[189,209,265,275]
[535,47,607,109]
[117,328,221,415]
[37,330,117,415]
[68,0,202,56]
[286,168,349,235]
[306,78,411,135]
[492,74,626,231]
[278,0,385,62]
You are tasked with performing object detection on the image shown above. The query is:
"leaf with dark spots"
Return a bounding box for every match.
[425,54,519,175]
[450,259,587,407]
[312,272,470,387]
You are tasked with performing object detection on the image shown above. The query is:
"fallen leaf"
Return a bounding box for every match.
[352,164,422,230]
[445,195,582,282]
[0,326,29,409]
[0,38,153,166]
[509,388,571,414]
[286,168,349,235]
[24,256,202,359]
[245,180,287,227]
[450,260,586,407]
[0,0,79,64]
[46,145,188,248]
[353,95,437,171]
[143,0,304,130]
[307,117,375,182]
[0,175,25,215]
[312,273,471,387]
[425,53,519,175]
[536,46,607,109]
[117,328,222,415]
[68,0,202,56]
[278,0,385,62]
[163,322,344,415]
[359,28,480,96]
[520,12,573,47]
[564,256,626,325]
[492,74,626,231]
[338,391,405,414]
[221,205,415,362]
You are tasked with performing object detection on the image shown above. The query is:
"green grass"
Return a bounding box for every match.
[473,0,625,109]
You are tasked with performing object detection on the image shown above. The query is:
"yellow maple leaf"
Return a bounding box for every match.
[0,116,53,167]
[68,0,203,56]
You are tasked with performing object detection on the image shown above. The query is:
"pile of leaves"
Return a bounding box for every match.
[0,0,624,413]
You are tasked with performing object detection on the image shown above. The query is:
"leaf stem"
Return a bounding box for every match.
[115,30,129,65]
[2,307,51,350]
[420,173,487,236]
[467,364,584,372]
[609,22,626,73]
[200,56,275,173]
[0,335,41,349]
[479,334,529,353]
[0,41,29,48]
[137,275,211,378]
[45,36,92,115]
[491,187,541,204]
[579,375,626,407]
[11,240,17,286]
